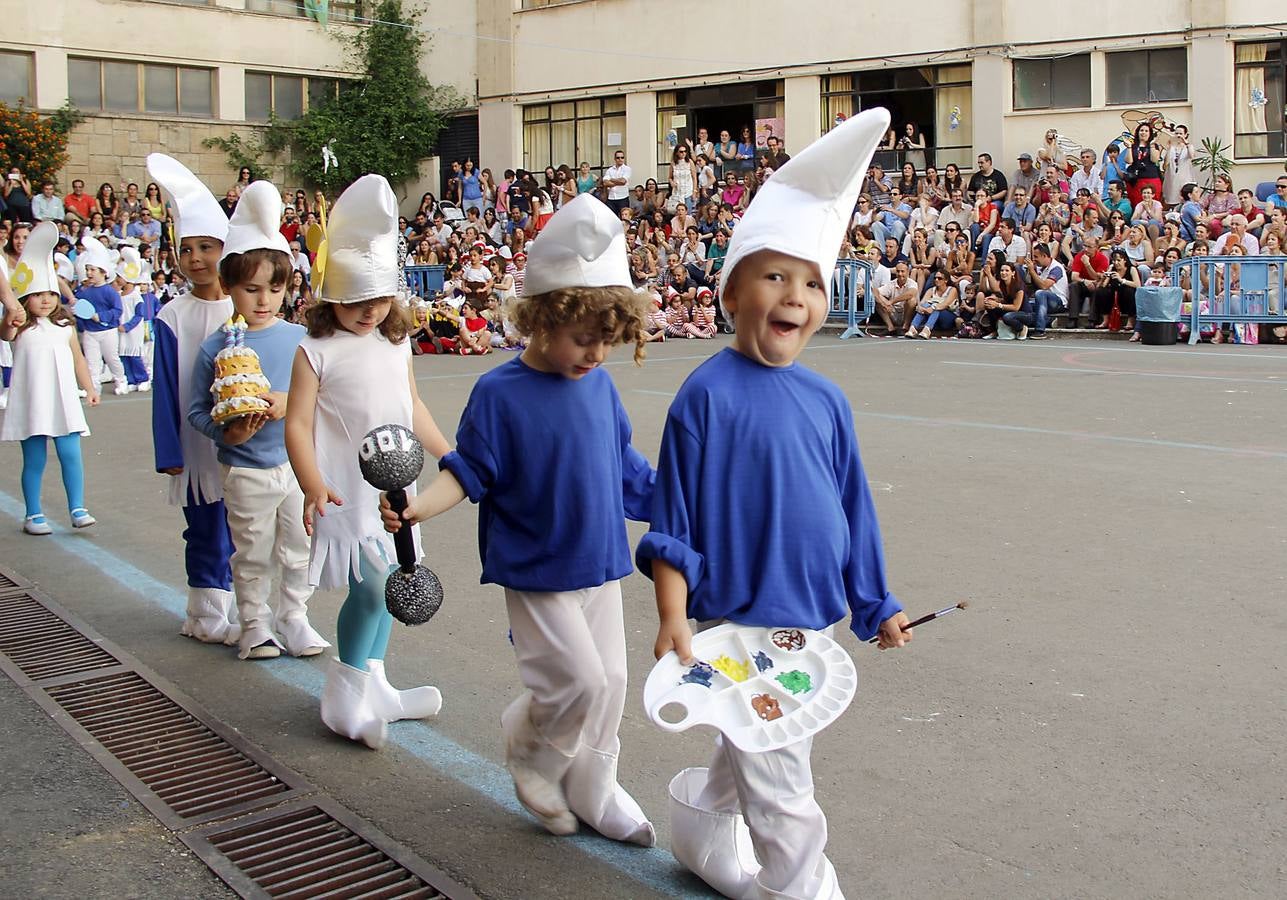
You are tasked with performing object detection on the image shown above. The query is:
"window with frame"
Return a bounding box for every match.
[245,72,338,121]
[66,58,213,117]
[1105,48,1187,105]
[522,96,626,175]
[0,50,33,104]
[1234,41,1285,159]
[1012,55,1091,111]
[244,0,366,23]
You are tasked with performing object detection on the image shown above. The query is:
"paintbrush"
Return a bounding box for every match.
[867,601,968,644]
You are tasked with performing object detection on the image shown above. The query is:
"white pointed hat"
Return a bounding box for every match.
[146,153,229,243]
[54,252,75,283]
[221,180,291,261]
[717,107,891,311]
[78,231,115,276]
[522,194,631,297]
[117,245,150,285]
[315,174,402,304]
[9,221,59,300]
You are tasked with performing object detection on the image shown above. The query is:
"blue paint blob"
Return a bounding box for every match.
[753,651,774,672]
[681,661,715,688]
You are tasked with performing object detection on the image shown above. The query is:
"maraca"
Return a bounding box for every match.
[357,424,444,625]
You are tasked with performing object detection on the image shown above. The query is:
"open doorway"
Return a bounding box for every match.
[692,104,755,151]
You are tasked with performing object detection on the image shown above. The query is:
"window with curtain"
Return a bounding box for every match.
[0,50,33,104]
[523,97,625,174]
[1235,41,1285,160]
[64,58,214,117]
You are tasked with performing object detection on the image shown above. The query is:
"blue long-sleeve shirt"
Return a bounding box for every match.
[636,348,901,641]
[187,320,304,469]
[75,284,122,332]
[440,356,655,592]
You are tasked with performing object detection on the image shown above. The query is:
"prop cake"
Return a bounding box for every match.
[211,316,272,423]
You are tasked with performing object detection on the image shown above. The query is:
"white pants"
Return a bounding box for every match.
[221,462,313,657]
[81,329,126,386]
[504,581,628,764]
[691,621,835,899]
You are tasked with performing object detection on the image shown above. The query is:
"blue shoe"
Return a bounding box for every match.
[70,508,96,528]
[24,515,52,536]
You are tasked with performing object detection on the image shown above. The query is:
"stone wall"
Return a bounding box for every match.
[59,114,297,196]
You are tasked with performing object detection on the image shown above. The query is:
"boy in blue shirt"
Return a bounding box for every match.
[638,109,912,900]
[188,181,329,662]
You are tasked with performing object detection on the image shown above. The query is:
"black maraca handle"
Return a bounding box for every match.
[386,487,417,574]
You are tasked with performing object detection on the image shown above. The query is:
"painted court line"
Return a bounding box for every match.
[0,490,707,899]
[939,360,1285,385]
[940,338,1287,364]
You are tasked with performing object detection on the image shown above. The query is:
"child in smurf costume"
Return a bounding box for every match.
[148,153,238,645]
[637,108,913,900]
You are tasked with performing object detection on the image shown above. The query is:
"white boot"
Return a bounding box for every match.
[180,587,241,645]
[320,658,387,750]
[0,390,7,411]
[136,381,151,392]
[274,568,329,657]
[755,857,844,900]
[113,379,129,396]
[669,768,761,900]
[366,659,441,720]
[501,693,577,836]
[234,579,283,660]
[563,747,655,846]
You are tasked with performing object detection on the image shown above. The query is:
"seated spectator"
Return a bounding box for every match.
[665,259,697,305]
[879,236,909,272]
[895,162,918,199]
[1155,217,1186,260]
[1002,187,1037,237]
[1032,166,1070,207]
[1069,149,1103,199]
[1067,236,1110,327]
[863,164,893,208]
[1030,222,1060,264]
[1104,209,1130,248]
[1214,214,1260,255]
[1119,225,1154,281]
[1009,153,1040,201]
[128,207,162,254]
[876,187,912,246]
[456,300,492,355]
[631,245,658,287]
[1202,174,1238,237]
[1094,249,1140,331]
[905,270,959,339]
[409,238,438,267]
[971,188,1000,252]
[943,230,976,292]
[643,292,667,342]
[663,290,691,338]
[1236,189,1267,237]
[704,227,729,285]
[916,166,947,206]
[1011,242,1068,338]
[977,253,1026,337]
[687,287,718,338]
[872,261,918,334]
[986,218,1030,281]
[32,181,65,223]
[906,194,941,250]
[1131,185,1165,240]
[968,153,1008,207]
[63,179,96,223]
[906,228,939,296]
[1100,180,1133,220]
[938,188,972,236]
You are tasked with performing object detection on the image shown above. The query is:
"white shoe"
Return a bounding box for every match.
[919,326,932,339]
[180,587,241,645]
[113,381,129,396]
[320,658,387,749]
[501,694,577,835]
[77,389,88,398]
[70,508,96,528]
[0,392,7,410]
[755,858,845,900]
[1018,325,1029,341]
[23,515,53,536]
[366,659,441,720]
[126,384,138,393]
[564,747,655,846]
[274,568,330,657]
[136,381,151,392]
[668,768,761,899]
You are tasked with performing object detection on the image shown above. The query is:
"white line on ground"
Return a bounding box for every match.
[939,360,1285,385]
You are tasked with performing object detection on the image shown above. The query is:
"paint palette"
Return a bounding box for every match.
[73,298,96,319]
[643,623,857,753]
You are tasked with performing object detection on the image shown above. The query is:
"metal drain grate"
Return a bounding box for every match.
[44,671,296,826]
[187,797,475,900]
[0,593,120,681]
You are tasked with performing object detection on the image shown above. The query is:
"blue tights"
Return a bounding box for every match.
[20,434,85,518]
[335,550,398,668]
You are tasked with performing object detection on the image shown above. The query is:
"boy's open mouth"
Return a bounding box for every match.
[770,320,799,336]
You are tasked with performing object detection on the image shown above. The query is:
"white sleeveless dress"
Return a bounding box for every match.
[299,330,423,589]
[1,319,89,441]
[118,290,146,356]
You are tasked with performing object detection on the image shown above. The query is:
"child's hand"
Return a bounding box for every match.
[302,486,343,536]
[876,611,913,650]
[654,617,695,665]
[222,413,268,446]
[86,391,100,407]
[379,492,404,533]
[263,391,287,420]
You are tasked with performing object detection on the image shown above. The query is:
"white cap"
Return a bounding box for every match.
[9,221,59,300]
[316,174,402,304]
[221,180,291,261]
[147,153,229,243]
[78,232,115,276]
[117,245,150,285]
[54,252,75,283]
[521,194,631,297]
[717,107,890,315]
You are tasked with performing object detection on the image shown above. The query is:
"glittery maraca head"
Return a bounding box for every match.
[358,424,424,492]
[385,565,444,625]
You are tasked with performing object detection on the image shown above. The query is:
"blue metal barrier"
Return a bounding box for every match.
[1169,256,1286,345]
[405,265,446,299]
[831,259,874,340]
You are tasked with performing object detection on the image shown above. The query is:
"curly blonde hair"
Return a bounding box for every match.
[509,285,650,364]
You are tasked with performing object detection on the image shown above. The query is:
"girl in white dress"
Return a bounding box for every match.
[284,175,451,749]
[1,222,100,535]
[115,246,152,391]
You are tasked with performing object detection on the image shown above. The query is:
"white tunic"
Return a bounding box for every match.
[156,290,234,505]
[299,330,421,589]
[118,289,146,356]
[0,256,11,370]
[0,319,89,441]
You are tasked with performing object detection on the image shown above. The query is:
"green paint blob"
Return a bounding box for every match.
[775,670,812,695]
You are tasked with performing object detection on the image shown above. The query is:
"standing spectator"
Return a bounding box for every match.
[669,145,697,213]
[32,182,65,223]
[763,135,790,171]
[460,158,484,215]
[1036,129,1067,173]
[967,153,1008,206]
[444,159,463,206]
[4,168,35,223]
[553,168,576,210]
[1123,122,1163,207]
[735,126,755,172]
[479,168,498,211]
[1100,144,1127,201]
[575,162,597,195]
[1162,124,1196,206]
[898,123,926,171]
[64,180,96,223]
[716,130,737,177]
[603,151,632,218]
[689,128,716,169]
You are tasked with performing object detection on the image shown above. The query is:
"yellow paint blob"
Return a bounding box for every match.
[710,654,752,683]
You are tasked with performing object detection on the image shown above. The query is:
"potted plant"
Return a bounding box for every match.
[1193,136,1233,190]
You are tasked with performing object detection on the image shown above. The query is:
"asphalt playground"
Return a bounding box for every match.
[2,334,1284,899]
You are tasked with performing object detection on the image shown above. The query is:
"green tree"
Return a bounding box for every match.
[274,0,463,193]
